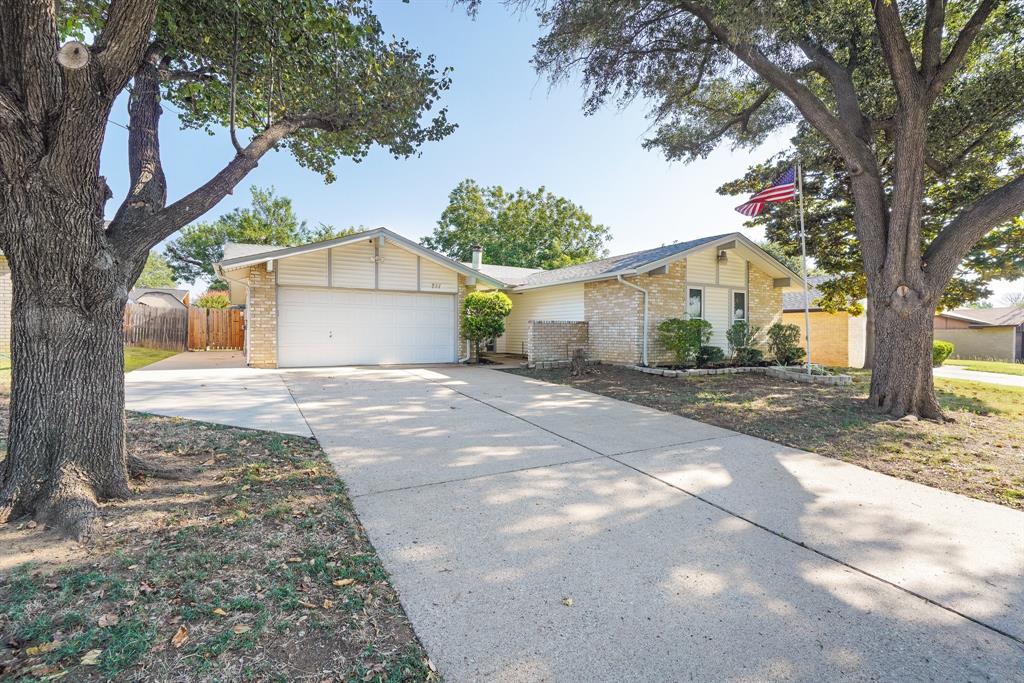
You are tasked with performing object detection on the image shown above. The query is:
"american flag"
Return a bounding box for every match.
[735,166,797,217]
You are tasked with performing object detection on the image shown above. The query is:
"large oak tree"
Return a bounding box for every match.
[509,0,1024,418]
[0,0,453,536]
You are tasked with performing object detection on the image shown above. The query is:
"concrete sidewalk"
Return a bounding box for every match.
[935,363,1024,387]
[284,365,1024,681]
[125,351,312,437]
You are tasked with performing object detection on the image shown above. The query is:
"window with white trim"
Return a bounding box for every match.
[687,288,703,319]
[732,291,747,322]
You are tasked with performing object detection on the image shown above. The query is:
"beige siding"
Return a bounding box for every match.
[330,240,375,289]
[499,283,585,355]
[934,327,1017,361]
[420,257,458,293]
[379,241,418,291]
[718,253,745,287]
[686,249,717,284]
[704,287,730,349]
[277,251,328,287]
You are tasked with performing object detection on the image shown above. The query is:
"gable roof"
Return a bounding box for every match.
[216,227,508,289]
[509,232,803,290]
[461,263,542,286]
[222,242,279,261]
[940,306,1024,327]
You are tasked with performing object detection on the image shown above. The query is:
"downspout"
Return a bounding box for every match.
[617,274,649,366]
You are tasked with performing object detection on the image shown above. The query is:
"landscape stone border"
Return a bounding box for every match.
[629,364,853,386]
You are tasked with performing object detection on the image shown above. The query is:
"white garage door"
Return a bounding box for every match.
[277,287,456,367]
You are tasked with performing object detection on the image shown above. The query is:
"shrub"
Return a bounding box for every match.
[932,340,954,367]
[726,320,762,365]
[734,347,764,366]
[461,291,512,362]
[767,323,805,366]
[195,292,229,309]
[697,345,725,367]
[657,318,711,365]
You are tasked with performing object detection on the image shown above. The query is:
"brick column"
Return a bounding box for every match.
[247,264,277,368]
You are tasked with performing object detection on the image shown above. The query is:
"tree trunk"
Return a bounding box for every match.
[863,301,874,369]
[0,194,133,539]
[865,298,943,420]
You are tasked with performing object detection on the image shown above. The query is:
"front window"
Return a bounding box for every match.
[733,292,747,321]
[687,288,703,319]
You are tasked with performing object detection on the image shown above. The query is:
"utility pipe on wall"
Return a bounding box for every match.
[617,275,649,366]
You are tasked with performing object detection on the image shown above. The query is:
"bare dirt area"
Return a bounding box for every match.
[0,397,436,682]
[509,364,1024,510]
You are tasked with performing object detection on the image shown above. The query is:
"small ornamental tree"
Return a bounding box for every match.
[657,318,712,366]
[767,324,806,367]
[461,291,512,362]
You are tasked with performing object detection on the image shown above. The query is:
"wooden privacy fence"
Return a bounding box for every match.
[123,304,188,351]
[123,304,245,352]
[188,308,245,351]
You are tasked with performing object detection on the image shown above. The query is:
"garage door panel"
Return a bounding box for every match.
[277,287,455,367]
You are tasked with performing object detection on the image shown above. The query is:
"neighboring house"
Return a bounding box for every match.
[214,228,803,368]
[934,307,1024,362]
[220,228,802,368]
[129,288,190,308]
[782,276,867,368]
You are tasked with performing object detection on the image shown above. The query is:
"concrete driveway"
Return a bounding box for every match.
[283,365,1024,681]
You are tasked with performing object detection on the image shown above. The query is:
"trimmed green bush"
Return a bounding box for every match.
[932,340,954,367]
[726,320,762,365]
[734,347,764,365]
[461,291,512,362]
[657,318,712,365]
[767,323,805,366]
[697,345,725,367]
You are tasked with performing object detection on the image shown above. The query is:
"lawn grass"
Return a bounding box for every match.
[511,365,1024,509]
[123,347,179,372]
[0,346,177,390]
[0,408,435,681]
[944,358,1024,376]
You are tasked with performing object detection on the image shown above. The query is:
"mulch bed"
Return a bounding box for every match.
[509,364,1024,510]
[0,400,436,682]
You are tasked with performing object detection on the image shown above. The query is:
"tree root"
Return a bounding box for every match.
[128,454,191,481]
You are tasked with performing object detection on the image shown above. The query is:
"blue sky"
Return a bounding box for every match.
[101,0,1018,302]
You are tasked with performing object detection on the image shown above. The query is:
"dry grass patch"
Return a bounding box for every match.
[0,403,435,682]
[510,365,1024,509]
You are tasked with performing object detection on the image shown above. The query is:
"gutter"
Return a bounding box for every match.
[617,275,649,366]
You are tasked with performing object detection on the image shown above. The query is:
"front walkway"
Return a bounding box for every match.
[124,351,312,437]
[934,363,1024,387]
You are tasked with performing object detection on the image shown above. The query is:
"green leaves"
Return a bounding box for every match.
[461,291,513,346]
[135,252,178,288]
[422,179,610,269]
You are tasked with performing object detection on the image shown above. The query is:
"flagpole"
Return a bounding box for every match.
[797,160,812,375]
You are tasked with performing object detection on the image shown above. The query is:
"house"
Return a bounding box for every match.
[0,256,10,352]
[129,287,190,309]
[781,276,867,368]
[934,307,1024,362]
[214,228,803,368]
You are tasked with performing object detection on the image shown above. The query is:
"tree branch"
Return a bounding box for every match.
[109,43,168,232]
[0,0,61,125]
[109,115,342,258]
[228,6,243,154]
[871,0,925,101]
[798,38,869,140]
[924,173,1024,288]
[93,0,160,97]
[921,0,946,81]
[926,0,999,101]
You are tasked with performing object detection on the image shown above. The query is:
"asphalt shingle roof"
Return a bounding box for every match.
[944,306,1024,327]
[461,263,542,286]
[782,275,830,311]
[511,233,731,288]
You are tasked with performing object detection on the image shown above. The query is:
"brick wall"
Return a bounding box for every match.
[0,257,11,353]
[584,278,643,364]
[782,310,853,366]
[247,264,277,368]
[748,267,783,351]
[644,260,686,364]
[457,274,472,361]
[527,320,589,362]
